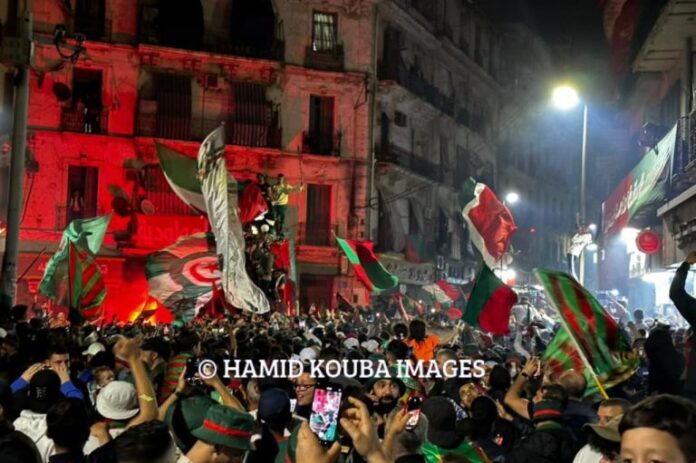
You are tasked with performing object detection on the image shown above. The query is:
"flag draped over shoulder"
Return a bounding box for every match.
[536,269,638,396]
[460,178,517,267]
[39,215,111,313]
[336,236,398,292]
[67,241,106,320]
[464,265,517,335]
[155,142,206,214]
[145,233,219,322]
[197,126,269,313]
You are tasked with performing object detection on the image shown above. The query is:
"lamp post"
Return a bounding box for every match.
[501,192,519,280]
[553,85,589,284]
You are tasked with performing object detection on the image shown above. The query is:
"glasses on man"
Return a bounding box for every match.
[294,383,316,391]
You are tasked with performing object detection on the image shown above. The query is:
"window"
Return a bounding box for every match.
[66,166,98,226]
[230,82,273,147]
[312,12,337,52]
[64,68,104,134]
[307,95,335,155]
[141,166,198,216]
[300,274,333,311]
[305,184,332,245]
[153,73,192,140]
[75,0,106,40]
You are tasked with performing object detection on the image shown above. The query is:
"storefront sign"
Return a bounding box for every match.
[636,230,661,254]
[381,256,435,285]
[602,124,677,237]
[134,214,208,249]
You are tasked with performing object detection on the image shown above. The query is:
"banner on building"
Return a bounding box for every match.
[381,256,436,285]
[602,124,677,237]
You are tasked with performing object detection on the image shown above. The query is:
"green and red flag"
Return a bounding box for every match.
[536,269,638,396]
[336,236,398,292]
[460,178,517,268]
[67,241,106,320]
[423,280,461,305]
[464,264,517,335]
[146,233,220,322]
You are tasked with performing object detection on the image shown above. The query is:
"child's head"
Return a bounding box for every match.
[93,366,115,388]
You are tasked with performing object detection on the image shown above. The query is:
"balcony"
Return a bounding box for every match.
[207,39,285,61]
[297,222,337,246]
[302,131,341,156]
[136,105,281,148]
[60,107,109,135]
[305,45,344,72]
[377,143,442,183]
[378,61,447,115]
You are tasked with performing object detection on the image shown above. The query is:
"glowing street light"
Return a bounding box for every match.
[588,223,597,233]
[552,85,580,111]
[586,243,598,252]
[505,192,520,205]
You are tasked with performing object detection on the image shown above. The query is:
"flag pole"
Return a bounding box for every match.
[534,270,609,400]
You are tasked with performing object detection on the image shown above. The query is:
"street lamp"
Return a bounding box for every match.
[505,192,520,205]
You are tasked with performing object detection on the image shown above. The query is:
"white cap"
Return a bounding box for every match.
[82,342,106,357]
[344,337,360,350]
[299,347,317,363]
[361,340,379,353]
[0,328,7,339]
[96,381,139,421]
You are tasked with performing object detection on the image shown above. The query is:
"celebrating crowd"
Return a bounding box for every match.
[0,256,695,463]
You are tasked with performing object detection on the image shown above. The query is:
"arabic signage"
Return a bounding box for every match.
[381,256,435,285]
[602,124,677,237]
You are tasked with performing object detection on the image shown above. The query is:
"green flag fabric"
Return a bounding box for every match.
[536,269,638,396]
[39,215,111,302]
[155,142,206,213]
[336,236,398,292]
[67,241,106,321]
[464,264,517,335]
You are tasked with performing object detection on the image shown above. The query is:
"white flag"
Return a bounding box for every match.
[197,126,269,313]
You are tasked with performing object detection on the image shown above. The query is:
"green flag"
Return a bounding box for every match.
[39,215,111,302]
[336,236,398,292]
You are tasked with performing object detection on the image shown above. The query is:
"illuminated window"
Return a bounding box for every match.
[312,12,337,52]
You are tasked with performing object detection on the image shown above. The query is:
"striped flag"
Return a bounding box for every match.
[536,269,638,396]
[460,178,517,268]
[423,280,461,305]
[336,236,398,292]
[155,142,206,213]
[67,241,106,321]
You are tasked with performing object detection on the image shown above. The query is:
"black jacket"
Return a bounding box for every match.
[505,424,580,463]
[669,262,696,395]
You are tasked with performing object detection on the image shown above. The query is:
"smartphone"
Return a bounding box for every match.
[309,382,343,446]
[299,319,306,330]
[185,357,203,386]
[405,396,423,430]
[289,398,297,413]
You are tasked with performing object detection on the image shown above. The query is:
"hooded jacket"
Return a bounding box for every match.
[669,262,696,396]
[13,410,54,463]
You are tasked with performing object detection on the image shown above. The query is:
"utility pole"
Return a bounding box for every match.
[0,3,32,311]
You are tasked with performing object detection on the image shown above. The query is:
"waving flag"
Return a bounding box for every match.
[239,183,269,224]
[155,142,206,213]
[197,126,269,313]
[464,265,517,335]
[336,236,398,292]
[145,233,219,322]
[423,280,461,305]
[67,241,106,321]
[460,178,517,268]
[536,269,638,397]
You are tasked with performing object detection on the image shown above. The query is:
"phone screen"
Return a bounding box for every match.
[185,357,203,386]
[405,396,423,430]
[309,384,343,445]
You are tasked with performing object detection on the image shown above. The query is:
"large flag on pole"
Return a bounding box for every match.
[464,264,517,335]
[67,241,106,321]
[39,215,111,303]
[460,178,517,268]
[155,142,206,214]
[536,269,638,397]
[197,125,269,313]
[336,236,398,292]
[145,233,219,322]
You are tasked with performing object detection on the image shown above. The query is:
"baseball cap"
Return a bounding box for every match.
[28,369,61,414]
[141,337,171,360]
[82,342,106,357]
[258,388,291,427]
[344,337,360,350]
[585,414,623,442]
[299,347,317,363]
[96,381,139,421]
[361,340,379,353]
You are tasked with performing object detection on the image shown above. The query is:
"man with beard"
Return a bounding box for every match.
[365,376,405,437]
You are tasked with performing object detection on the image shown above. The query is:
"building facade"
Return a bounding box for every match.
[1,0,378,319]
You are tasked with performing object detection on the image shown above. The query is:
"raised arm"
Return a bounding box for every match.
[114,337,159,427]
[504,356,539,420]
[669,252,696,327]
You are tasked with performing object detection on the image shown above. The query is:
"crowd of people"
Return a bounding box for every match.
[0,255,695,463]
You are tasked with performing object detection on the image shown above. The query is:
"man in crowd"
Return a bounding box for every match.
[669,250,696,400]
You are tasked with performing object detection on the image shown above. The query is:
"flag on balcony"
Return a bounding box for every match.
[336,236,398,293]
[239,182,269,224]
[536,268,638,397]
[460,178,517,268]
[67,241,107,321]
[145,233,219,322]
[155,142,206,214]
[464,264,517,335]
[39,215,111,305]
[197,125,269,313]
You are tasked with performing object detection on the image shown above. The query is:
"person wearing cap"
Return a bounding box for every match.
[12,369,63,462]
[248,388,294,463]
[11,359,84,401]
[573,398,629,463]
[183,405,255,463]
[506,395,580,463]
[574,414,623,463]
[83,342,106,362]
[83,337,158,455]
[140,337,171,396]
[420,396,490,463]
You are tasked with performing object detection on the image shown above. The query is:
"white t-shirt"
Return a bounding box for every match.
[573,443,604,463]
